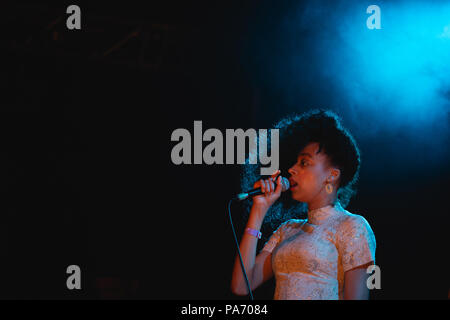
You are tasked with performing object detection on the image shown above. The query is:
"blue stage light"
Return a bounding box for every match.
[330,1,450,125]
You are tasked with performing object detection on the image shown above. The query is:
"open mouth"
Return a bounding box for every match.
[289,179,298,190]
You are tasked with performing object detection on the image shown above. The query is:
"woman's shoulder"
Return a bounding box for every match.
[333,209,377,261]
[336,209,370,225]
[334,209,376,240]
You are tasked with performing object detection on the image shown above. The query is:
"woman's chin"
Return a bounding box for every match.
[290,190,304,202]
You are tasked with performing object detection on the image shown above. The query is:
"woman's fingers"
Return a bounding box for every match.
[256,173,282,198]
[252,174,282,207]
[269,179,275,194]
[270,169,281,181]
[274,175,283,195]
[259,179,265,193]
[268,170,280,195]
[263,178,275,196]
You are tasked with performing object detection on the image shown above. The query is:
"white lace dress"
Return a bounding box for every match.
[262,203,376,300]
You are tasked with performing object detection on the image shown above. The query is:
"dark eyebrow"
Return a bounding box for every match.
[298,152,313,158]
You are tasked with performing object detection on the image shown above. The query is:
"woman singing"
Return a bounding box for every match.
[231,109,376,300]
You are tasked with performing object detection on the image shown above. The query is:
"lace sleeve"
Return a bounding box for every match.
[337,215,376,272]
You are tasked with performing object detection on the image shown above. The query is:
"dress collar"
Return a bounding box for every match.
[307,203,341,225]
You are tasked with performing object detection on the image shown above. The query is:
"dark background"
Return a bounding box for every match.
[0,0,448,299]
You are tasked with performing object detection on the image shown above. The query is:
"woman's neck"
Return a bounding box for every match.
[307,194,337,212]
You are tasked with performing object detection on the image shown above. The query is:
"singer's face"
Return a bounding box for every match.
[288,142,335,203]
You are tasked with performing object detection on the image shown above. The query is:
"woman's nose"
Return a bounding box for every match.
[288,167,296,176]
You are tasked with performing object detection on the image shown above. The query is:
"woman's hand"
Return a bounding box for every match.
[251,170,284,214]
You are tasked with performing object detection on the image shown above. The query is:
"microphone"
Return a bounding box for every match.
[235,177,290,201]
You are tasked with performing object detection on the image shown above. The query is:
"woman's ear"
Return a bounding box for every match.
[329,168,341,183]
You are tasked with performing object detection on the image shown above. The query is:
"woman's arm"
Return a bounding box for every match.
[343,261,374,300]
[230,174,283,296]
[230,206,274,295]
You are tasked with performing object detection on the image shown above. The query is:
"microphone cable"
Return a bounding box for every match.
[227,198,254,300]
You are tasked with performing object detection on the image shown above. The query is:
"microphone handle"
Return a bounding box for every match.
[235,177,289,201]
[235,189,264,201]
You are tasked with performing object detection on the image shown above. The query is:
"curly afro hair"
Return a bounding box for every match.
[240,109,361,233]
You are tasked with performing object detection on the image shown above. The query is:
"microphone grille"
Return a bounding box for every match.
[281,177,290,192]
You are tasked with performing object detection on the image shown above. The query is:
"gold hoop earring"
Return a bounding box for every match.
[325,183,333,194]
